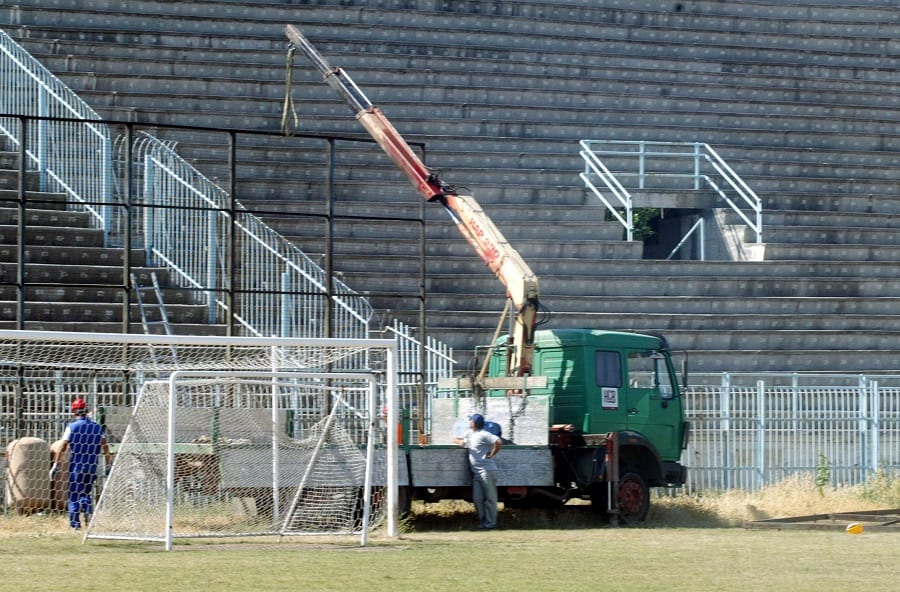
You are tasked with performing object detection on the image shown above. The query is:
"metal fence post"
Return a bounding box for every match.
[206,207,218,323]
[721,373,731,490]
[757,380,766,489]
[859,375,868,478]
[871,380,880,476]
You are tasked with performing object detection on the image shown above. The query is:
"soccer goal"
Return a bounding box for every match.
[0,330,399,550]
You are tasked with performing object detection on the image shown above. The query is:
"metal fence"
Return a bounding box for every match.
[120,132,373,339]
[684,373,900,492]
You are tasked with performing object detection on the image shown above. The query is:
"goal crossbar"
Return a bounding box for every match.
[0,330,393,372]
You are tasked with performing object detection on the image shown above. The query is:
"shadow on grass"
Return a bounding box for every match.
[401,496,733,532]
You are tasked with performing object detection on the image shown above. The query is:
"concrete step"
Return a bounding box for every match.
[418,328,900,372]
[424,324,900,353]
[752,225,900,246]
[0,224,104,247]
[0,320,227,335]
[425,309,900,332]
[726,209,900,229]
[0,301,212,324]
[268,216,622,242]
[755,242,900,262]
[676,349,900,374]
[0,206,94,228]
[290,236,644,260]
[0,244,146,266]
[0,263,169,285]
[255,198,604,222]
[0,169,41,192]
[237,178,589,207]
[339,255,900,281]
[758,193,900,215]
[0,190,69,210]
[343,271,900,298]
[0,285,199,305]
[417,295,900,316]
[169,126,900,173]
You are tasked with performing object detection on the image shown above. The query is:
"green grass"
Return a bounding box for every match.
[2,474,898,592]
[0,523,898,592]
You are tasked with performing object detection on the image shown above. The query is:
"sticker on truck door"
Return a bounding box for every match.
[602,387,619,410]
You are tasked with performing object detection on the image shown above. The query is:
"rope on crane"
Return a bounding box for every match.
[281,44,300,136]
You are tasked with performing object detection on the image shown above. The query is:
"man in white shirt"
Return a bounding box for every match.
[455,413,502,530]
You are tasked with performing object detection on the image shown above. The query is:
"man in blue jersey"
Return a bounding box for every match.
[454,413,502,530]
[50,398,113,529]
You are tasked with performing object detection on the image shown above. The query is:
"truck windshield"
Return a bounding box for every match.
[627,351,675,399]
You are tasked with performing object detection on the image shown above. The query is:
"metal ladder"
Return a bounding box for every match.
[131,272,178,366]
[131,272,173,335]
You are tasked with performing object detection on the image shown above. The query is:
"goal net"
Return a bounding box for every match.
[0,330,399,549]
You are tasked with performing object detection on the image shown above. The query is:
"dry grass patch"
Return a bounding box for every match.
[404,471,900,531]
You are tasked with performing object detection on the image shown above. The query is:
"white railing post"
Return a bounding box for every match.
[638,141,646,189]
[693,142,702,190]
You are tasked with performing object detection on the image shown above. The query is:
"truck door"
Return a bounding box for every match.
[623,350,682,460]
[584,350,629,434]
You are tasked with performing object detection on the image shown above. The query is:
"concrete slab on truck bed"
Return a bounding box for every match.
[430,395,550,446]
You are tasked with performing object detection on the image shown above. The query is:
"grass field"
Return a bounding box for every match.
[2,474,898,592]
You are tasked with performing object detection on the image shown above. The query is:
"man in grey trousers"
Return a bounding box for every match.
[455,413,502,530]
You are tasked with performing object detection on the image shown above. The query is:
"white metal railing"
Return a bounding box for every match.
[667,218,705,261]
[683,373,900,492]
[121,132,374,339]
[579,139,763,248]
[578,142,634,240]
[385,319,456,443]
[0,29,114,240]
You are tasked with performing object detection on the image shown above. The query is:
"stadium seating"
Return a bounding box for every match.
[2,0,899,374]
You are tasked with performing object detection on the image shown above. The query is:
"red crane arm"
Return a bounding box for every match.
[286,25,540,376]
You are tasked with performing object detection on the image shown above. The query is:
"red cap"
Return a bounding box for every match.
[71,398,86,413]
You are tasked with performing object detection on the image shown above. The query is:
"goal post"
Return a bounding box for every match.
[0,330,399,549]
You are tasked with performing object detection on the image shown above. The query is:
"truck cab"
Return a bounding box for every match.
[485,328,689,520]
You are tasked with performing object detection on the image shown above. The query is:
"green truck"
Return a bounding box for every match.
[406,328,689,524]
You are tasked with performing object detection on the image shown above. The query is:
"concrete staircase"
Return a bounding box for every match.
[2,0,899,374]
[0,154,221,334]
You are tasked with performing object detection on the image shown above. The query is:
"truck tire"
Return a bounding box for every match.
[617,469,650,525]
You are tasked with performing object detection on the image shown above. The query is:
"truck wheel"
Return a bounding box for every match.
[617,470,649,525]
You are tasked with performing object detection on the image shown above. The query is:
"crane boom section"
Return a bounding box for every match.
[286,25,539,376]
